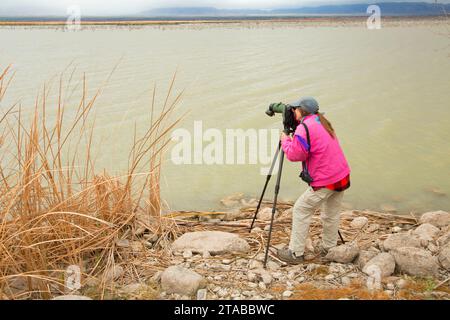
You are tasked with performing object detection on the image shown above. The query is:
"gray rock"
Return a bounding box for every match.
[419,211,450,228]
[257,207,278,221]
[382,233,422,251]
[250,227,263,234]
[172,231,250,255]
[412,223,440,242]
[260,272,273,285]
[355,250,379,269]
[197,288,207,300]
[391,247,439,277]
[183,250,193,259]
[437,230,450,247]
[52,295,92,300]
[350,217,369,229]
[325,242,360,263]
[362,253,396,278]
[392,226,403,233]
[438,244,450,270]
[161,265,206,296]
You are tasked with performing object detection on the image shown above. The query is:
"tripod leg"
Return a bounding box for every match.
[263,150,285,268]
[249,141,281,232]
[338,230,345,244]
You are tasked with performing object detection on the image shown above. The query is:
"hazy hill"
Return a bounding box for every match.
[142,2,450,17]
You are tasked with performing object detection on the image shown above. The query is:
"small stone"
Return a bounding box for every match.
[202,251,211,259]
[250,227,263,233]
[214,275,223,281]
[264,225,271,232]
[183,250,193,259]
[260,272,273,285]
[222,259,232,265]
[217,288,228,298]
[258,207,278,221]
[247,272,257,282]
[196,289,207,300]
[325,274,335,281]
[266,261,280,271]
[366,224,380,233]
[392,226,403,233]
[248,282,258,288]
[386,283,395,290]
[282,290,293,298]
[258,282,267,290]
[350,217,369,229]
[221,264,232,272]
[384,290,394,296]
[396,278,408,289]
[249,260,263,270]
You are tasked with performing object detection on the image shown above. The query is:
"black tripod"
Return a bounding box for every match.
[249,137,345,268]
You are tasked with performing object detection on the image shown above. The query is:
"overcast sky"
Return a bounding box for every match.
[1,0,448,16]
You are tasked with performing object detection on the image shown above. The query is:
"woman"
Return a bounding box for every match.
[277,97,350,264]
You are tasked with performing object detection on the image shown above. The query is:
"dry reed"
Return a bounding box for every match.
[0,65,182,299]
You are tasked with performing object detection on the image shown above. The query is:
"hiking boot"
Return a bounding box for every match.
[277,247,304,265]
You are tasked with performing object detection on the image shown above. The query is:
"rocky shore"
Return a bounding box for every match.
[43,195,450,301]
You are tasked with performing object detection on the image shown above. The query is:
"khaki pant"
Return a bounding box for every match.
[289,186,344,256]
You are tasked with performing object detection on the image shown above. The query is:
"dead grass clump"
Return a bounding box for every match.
[291,281,390,300]
[0,65,182,299]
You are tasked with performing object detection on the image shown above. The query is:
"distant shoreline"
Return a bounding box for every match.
[0,15,447,27]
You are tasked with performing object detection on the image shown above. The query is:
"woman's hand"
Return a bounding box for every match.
[280,132,290,141]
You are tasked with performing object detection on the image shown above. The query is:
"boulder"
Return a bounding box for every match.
[362,253,396,278]
[171,231,250,255]
[257,207,278,221]
[355,250,378,269]
[412,223,440,241]
[438,244,450,270]
[325,242,359,263]
[52,295,92,300]
[161,265,206,296]
[391,247,439,277]
[419,211,450,228]
[437,230,450,247]
[350,217,369,229]
[382,233,422,251]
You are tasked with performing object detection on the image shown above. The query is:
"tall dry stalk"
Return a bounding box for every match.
[0,65,182,299]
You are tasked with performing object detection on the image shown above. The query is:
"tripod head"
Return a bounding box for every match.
[265,102,298,135]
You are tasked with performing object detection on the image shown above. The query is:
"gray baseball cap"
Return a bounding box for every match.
[289,97,319,114]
